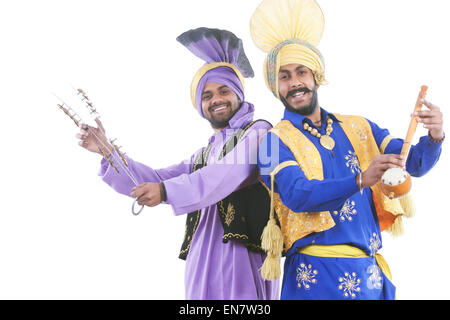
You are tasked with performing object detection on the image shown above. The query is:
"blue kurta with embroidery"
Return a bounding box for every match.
[258,108,442,300]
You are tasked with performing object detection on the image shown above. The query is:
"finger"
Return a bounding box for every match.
[422,99,439,110]
[380,155,405,167]
[415,110,442,119]
[421,99,439,111]
[95,118,105,133]
[131,192,140,199]
[78,140,88,148]
[147,195,162,207]
[79,124,89,135]
[131,184,151,197]
[423,124,443,130]
[132,183,147,191]
[415,110,432,118]
[131,189,145,198]
[138,197,151,206]
[379,154,403,163]
[76,133,89,140]
[147,200,159,207]
[419,118,443,125]
[379,162,403,172]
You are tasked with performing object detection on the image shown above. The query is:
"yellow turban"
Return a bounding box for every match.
[250,0,327,98]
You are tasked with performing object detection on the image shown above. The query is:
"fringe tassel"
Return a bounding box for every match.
[260,253,281,281]
[260,162,299,281]
[260,218,283,281]
[261,219,283,254]
[399,194,415,218]
[387,216,404,236]
[386,194,414,236]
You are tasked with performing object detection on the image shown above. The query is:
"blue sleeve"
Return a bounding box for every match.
[367,119,443,177]
[258,132,359,213]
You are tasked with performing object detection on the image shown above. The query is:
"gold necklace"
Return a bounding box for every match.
[302,116,335,150]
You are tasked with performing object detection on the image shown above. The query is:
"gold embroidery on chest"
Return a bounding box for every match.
[351,121,369,142]
[344,150,361,174]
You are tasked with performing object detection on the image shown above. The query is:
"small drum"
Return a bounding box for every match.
[380,168,411,199]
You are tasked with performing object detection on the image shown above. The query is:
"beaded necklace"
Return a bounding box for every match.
[302,116,335,150]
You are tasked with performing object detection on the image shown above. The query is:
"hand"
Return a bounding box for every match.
[130,182,163,207]
[76,118,113,156]
[415,100,444,140]
[360,154,405,188]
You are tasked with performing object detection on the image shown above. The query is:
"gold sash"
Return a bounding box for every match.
[298,244,392,281]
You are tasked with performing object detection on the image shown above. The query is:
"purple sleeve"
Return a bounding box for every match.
[98,149,195,197]
[163,121,272,215]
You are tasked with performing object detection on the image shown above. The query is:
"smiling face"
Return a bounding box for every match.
[201,82,241,129]
[278,64,318,115]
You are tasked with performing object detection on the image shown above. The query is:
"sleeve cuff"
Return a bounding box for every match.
[423,134,444,155]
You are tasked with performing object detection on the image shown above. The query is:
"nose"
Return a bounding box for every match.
[210,92,226,106]
[290,75,304,89]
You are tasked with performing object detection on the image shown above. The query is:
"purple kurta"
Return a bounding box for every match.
[99,103,280,299]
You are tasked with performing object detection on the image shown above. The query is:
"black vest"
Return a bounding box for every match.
[178,120,272,260]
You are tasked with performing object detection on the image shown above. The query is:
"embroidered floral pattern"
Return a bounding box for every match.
[345,150,361,174]
[369,233,381,256]
[338,272,361,299]
[333,199,357,222]
[366,264,383,290]
[224,203,235,226]
[296,263,318,290]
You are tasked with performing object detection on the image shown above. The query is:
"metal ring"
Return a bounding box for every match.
[132,198,144,216]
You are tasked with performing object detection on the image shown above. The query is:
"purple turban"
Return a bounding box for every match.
[177,27,254,117]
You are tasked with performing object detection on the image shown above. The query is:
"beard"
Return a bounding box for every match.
[280,85,318,116]
[206,101,242,129]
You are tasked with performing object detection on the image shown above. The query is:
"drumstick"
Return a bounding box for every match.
[400,85,428,160]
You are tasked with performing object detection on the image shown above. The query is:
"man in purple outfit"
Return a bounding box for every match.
[76,28,280,300]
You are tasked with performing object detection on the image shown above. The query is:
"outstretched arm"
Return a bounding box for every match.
[75,120,195,197]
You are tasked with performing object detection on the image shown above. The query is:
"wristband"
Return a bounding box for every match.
[428,131,445,143]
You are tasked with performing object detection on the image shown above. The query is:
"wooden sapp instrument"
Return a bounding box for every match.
[380,85,428,199]
[55,87,145,215]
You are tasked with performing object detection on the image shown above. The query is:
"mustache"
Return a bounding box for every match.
[286,87,313,99]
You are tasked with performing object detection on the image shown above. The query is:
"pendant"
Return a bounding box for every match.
[320,135,335,150]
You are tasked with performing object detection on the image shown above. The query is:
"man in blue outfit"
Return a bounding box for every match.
[250,0,444,299]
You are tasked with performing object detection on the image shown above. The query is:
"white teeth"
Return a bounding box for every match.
[213,106,227,112]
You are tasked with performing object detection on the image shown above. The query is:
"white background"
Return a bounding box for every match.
[0,0,448,299]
